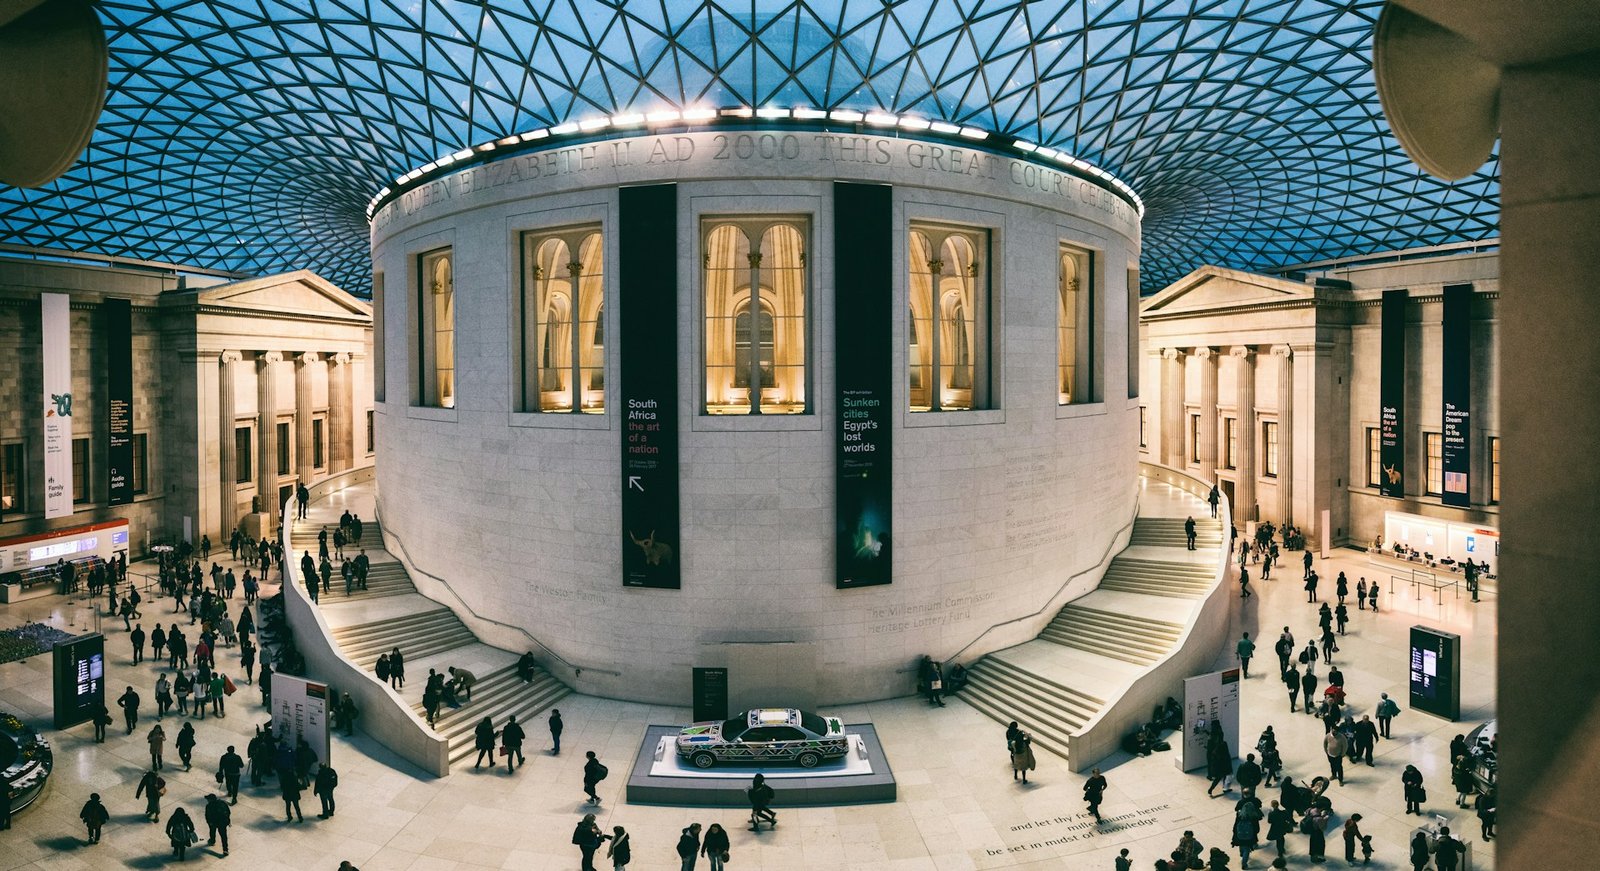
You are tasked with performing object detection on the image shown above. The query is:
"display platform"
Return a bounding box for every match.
[625,723,896,807]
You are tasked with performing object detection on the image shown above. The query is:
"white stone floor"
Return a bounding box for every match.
[0,516,1495,870]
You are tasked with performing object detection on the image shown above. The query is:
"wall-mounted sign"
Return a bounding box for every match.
[1440,284,1471,507]
[834,182,894,589]
[619,184,681,589]
[692,667,729,723]
[1409,625,1461,720]
[52,633,104,729]
[42,292,73,518]
[1378,289,1407,498]
[105,298,135,506]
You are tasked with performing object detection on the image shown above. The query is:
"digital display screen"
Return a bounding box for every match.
[53,633,106,729]
[112,530,128,546]
[30,536,97,562]
[1408,626,1460,720]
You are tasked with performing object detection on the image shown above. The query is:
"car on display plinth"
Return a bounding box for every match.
[677,708,849,769]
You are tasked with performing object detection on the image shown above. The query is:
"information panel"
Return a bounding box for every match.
[1179,667,1241,772]
[105,298,135,505]
[1378,289,1407,498]
[619,184,681,589]
[52,633,105,729]
[833,182,894,589]
[271,673,331,767]
[1408,625,1461,720]
[42,292,73,518]
[1440,284,1471,507]
[692,667,730,724]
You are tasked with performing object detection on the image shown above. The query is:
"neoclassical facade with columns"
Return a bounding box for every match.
[0,257,372,555]
[1139,248,1500,549]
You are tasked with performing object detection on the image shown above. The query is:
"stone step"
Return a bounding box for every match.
[1058,605,1185,635]
[444,682,573,766]
[966,659,1099,724]
[959,674,1078,760]
[977,655,1106,708]
[1098,578,1210,599]
[424,669,565,737]
[1038,626,1164,665]
[330,608,455,641]
[346,629,479,669]
[1103,564,1213,581]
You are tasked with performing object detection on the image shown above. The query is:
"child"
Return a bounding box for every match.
[1359,834,1374,864]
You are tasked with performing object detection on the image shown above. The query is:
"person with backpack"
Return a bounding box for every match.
[583,750,607,803]
[748,773,777,830]
[79,792,110,843]
[165,806,197,858]
[1375,693,1401,738]
[571,813,608,871]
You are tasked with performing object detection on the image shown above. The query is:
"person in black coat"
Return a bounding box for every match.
[1083,767,1108,821]
[572,813,608,871]
[79,792,109,844]
[548,708,563,755]
[1402,764,1426,814]
[204,793,231,855]
[502,714,526,772]
[279,765,305,822]
[1265,800,1294,858]
[1206,733,1234,797]
[583,751,606,804]
[165,806,197,858]
[314,762,338,818]
[676,823,702,869]
[117,686,141,734]
[473,717,497,769]
[219,745,245,803]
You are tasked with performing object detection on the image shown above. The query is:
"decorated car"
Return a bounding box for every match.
[676,708,848,769]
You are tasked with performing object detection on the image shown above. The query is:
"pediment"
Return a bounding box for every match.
[194,270,369,319]
[1142,265,1313,315]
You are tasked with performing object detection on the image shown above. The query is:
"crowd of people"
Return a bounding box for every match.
[297,511,372,602]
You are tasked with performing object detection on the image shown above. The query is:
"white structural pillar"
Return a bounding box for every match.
[295,352,319,479]
[256,351,281,528]
[217,350,242,537]
[1160,347,1185,467]
[1272,344,1294,524]
[327,351,353,473]
[1231,346,1257,521]
[1196,346,1219,481]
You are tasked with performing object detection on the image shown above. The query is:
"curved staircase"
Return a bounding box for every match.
[958,476,1227,763]
[290,496,570,770]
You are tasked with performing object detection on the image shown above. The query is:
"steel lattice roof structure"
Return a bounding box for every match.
[0,0,1499,293]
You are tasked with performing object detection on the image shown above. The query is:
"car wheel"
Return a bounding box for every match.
[691,752,716,770]
[797,751,821,768]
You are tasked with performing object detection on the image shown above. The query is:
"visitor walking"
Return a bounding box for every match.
[165,806,197,859]
[118,685,141,734]
[1186,516,1198,550]
[79,792,109,844]
[1323,729,1347,785]
[1274,628,1294,673]
[502,714,526,771]
[1284,663,1302,712]
[1011,732,1037,783]
[748,773,777,829]
[572,813,608,871]
[1376,693,1400,738]
[131,623,146,663]
[219,745,244,803]
[1265,801,1293,858]
[1237,633,1255,678]
[1402,764,1426,814]
[1084,767,1108,821]
[315,761,339,818]
[1341,814,1363,864]
[136,769,165,821]
[583,750,608,803]
[701,823,731,871]
[549,707,563,754]
[473,717,497,768]
[1206,731,1234,797]
[176,721,197,770]
[280,764,305,822]
[204,793,231,855]
[1208,484,1220,518]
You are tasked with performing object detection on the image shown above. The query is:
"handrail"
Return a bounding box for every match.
[941,488,1143,666]
[373,505,622,679]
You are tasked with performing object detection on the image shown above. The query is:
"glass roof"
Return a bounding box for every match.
[0,0,1499,293]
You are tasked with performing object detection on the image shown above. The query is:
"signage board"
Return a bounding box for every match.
[42,292,73,518]
[692,667,730,724]
[1379,289,1407,498]
[1440,284,1471,507]
[834,182,895,588]
[105,298,135,505]
[271,673,331,767]
[1179,667,1241,772]
[618,184,681,589]
[52,633,105,729]
[1409,625,1461,720]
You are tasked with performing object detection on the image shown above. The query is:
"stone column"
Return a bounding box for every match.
[1196,346,1219,481]
[1231,346,1256,522]
[327,352,353,473]
[1272,344,1294,525]
[295,352,319,479]
[1160,347,1185,468]
[256,352,281,530]
[217,350,242,537]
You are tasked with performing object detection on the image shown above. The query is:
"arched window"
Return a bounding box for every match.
[1058,245,1094,405]
[520,225,605,412]
[703,217,808,414]
[908,224,989,411]
[418,247,454,408]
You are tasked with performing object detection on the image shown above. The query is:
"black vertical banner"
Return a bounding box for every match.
[619,185,680,589]
[834,182,894,589]
[104,298,134,505]
[1440,284,1472,507]
[1378,289,1407,498]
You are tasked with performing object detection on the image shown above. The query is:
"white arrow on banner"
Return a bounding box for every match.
[628,476,645,492]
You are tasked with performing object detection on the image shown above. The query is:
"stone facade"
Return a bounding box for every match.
[371,130,1143,704]
[0,258,372,558]
[1138,248,1500,548]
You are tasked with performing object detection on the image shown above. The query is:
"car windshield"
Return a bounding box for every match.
[800,712,829,735]
[721,717,747,741]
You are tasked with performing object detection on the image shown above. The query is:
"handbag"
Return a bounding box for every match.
[1417,787,1427,802]
[223,676,237,696]
[500,746,510,756]
[721,851,731,862]
[930,679,943,691]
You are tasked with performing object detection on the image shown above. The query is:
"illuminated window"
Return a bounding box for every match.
[418,248,455,408]
[703,218,808,415]
[521,226,605,412]
[909,224,990,411]
[276,422,291,476]
[1366,427,1381,488]
[1139,406,1148,448]
[1262,420,1279,478]
[1189,414,1201,463]
[132,433,148,496]
[1058,245,1095,404]
[312,417,325,469]
[0,442,23,513]
[1425,432,1443,496]
[1488,436,1500,503]
[1224,417,1237,470]
[366,410,375,454]
[72,438,90,503]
